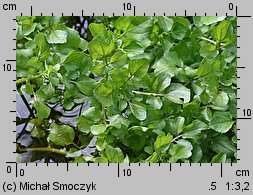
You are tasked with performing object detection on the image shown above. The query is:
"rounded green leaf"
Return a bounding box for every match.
[88,36,114,59]
[129,58,149,79]
[169,140,193,162]
[89,23,107,37]
[154,134,173,151]
[93,82,114,107]
[35,32,47,52]
[129,100,147,121]
[156,16,173,32]
[211,152,226,163]
[90,124,107,135]
[191,144,203,163]
[62,51,88,71]
[104,145,124,163]
[31,98,51,119]
[199,44,218,58]
[165,83,191,104]
[154,57,179,77]
[46,30,67,44]
[75,76,97,96]
[210,111,234,133]
[48,123,75,146]
[215,91,229,105]
[214,20,231,43]
[211,135,236,157]
[193,16,226,26]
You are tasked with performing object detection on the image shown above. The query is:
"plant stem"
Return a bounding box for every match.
[132,90,164,97]
[200,37,225,46]
[172,134,183,143]
[102,106,107,124]
[16,73,45,85]
[17,147,68,156]
[200,37,217,45]
[71,143,81,150]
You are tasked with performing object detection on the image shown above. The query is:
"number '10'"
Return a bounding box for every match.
[3,64,12,71]
[243,109,251,117]
[123,3,132,10]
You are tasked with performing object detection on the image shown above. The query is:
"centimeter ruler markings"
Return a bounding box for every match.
[5,4,253,17]
[5,161,238,178]
[4,1,252,181]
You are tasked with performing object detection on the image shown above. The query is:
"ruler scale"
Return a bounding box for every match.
[0,0,252,194]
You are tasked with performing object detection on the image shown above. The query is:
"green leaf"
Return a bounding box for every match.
[63,100,74,110]
[196,60,212,77]
[191,144,203,162]
[62,51,88,71]
[22,23,37,36]
[155,72,171,92]
[90,124,107,135]
[109,114,130,129]
[154,57,179,77]
[93,82,114,107]
[95,157,108,163]
[174,39,200,64]
[169,140,193,162]
[171,17,191,40]
[154,134,173,151]
[212,91,229,110]
[129,100,147,121]
[121,134,142,150]
[21,83,34,94]
[118,99,128,111]
[76,116,93,133]
[89,23,107,37]
[164,83,191,104]
[156,16,173,32]
[211,152,226,163]
[129,58,149,79]
[46,30,67,44]
[168,116,185,135]
[88,36,114,59]
[110,51,128,64]
[114,16,135,31]
[81,107,103,122]
[164,51,184,68]
[79,38,88,51]
[122,42,145,58]
[36,83,55,101]
[183,119,209,133]
[210,111,234,133]
[146,96,163,109]
[16,49,33,77]
[144,146,153,155]
[54,27,81,54]
[75,76,97,96]
[212,135,236,157]
[214,19,231,43]
[31,98,51,119]
[199,44,218,59]
[35,32,47,52]
[48,123,75,146]
[105,145,124,163]
[193,16,226,26]
[110,68,129,87]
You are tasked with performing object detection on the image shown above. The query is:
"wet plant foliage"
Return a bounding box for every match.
[16,16,237,163]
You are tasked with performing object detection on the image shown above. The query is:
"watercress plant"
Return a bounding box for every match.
[16,16,237,163]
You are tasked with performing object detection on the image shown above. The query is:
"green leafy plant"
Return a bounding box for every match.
[16,16,237,163]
